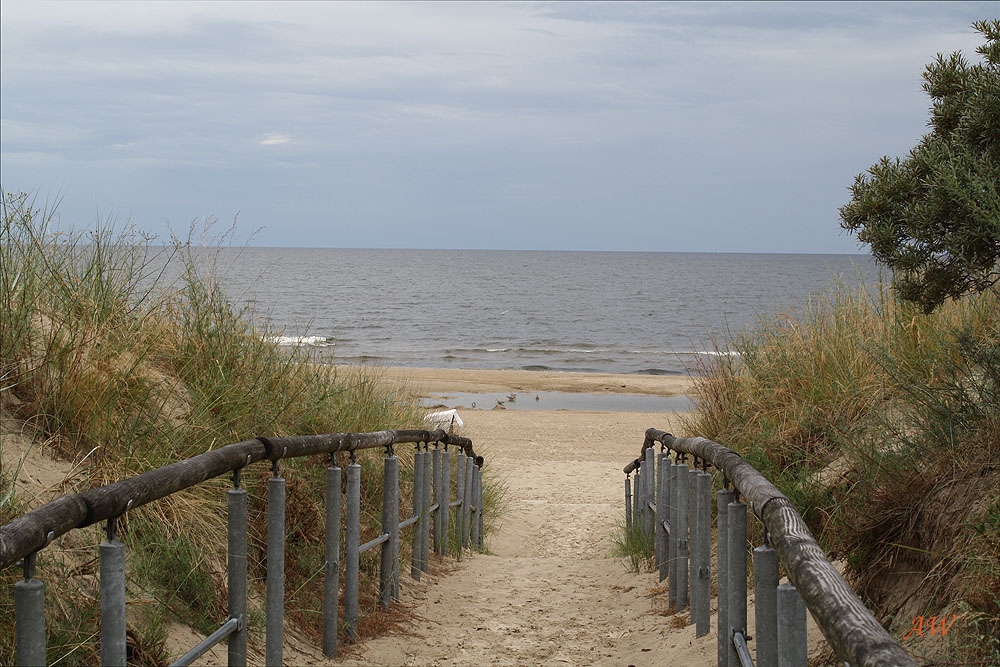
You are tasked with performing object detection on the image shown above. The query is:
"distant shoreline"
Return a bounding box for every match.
[336,364,697,398]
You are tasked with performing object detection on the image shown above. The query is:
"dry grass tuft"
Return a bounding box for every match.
[684,275,1000,664]
[0,192,504,664]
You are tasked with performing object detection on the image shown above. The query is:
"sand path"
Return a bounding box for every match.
[156,367,826,665]
[334,409,717,667]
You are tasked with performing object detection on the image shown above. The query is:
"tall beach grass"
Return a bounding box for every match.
[0,192,491,664]
[684,275,1000,664]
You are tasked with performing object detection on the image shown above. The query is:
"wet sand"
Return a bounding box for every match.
[337,365,696,397]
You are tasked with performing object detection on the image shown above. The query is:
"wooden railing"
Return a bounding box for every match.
[625,429,915,667]
[1,429,486,666]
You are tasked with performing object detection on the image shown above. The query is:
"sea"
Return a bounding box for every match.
[189,248,880,376]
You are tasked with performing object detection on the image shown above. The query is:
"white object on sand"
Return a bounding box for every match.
[424,409,464,429]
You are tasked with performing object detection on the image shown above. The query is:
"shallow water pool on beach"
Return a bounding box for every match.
[419,391,697,413]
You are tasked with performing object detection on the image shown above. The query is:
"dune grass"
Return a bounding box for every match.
[683,276,1000,664]
[611,518,654,573]
[0,192,496,664]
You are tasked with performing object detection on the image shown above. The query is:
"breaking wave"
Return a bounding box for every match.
[268,335,335,347]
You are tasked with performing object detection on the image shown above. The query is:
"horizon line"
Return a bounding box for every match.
[155,244,873,257]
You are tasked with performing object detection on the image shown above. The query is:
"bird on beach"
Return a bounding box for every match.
[507,392,516,402]
[535,394,540,402]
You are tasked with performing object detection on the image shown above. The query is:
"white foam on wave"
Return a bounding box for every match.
[268,335,332,347]
[627,349,741,357]
[482,347,610,354]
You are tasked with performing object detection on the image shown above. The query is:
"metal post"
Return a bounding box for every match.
[633,469,642,539]
[656,453,668,582]
[15,554,45,667]
[755,544,779,667]
[323,463,341,657]
[441,447,451,556]
[227,480,248,667]
[625,475,633,531]
[392,461,401,601]
[345,461,361,642]
[462,454,474,550]
[432,446,442,554]
[676,462,689,611]
[380,454,399,610]
[476,465,485,547]
[727,501,748,667]
[637,459,646,551]
[456,452,466,552]
[411,449,425,578]
[716,488,734,667]
[471,465,482,548]
[266,471,286,667]
[668,462,679,610]
[694,471,712,638]
[645,447,656,542]
[688,468,700,620]
[421,448,432,571]
[777,583,807,667]
[100,519,126,667]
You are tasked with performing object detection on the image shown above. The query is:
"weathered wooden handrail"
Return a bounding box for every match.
[0,429,475,569]
[2,428,485,666]
[627,428,915,667]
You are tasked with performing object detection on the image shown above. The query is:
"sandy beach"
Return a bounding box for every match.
[7,361,829,665]
[338,365,697,398]
[315,367,827,666]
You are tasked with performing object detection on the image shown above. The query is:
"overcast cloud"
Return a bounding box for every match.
[1,1,996,252]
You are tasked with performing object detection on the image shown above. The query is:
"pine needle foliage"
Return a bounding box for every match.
[840,20,1000,314]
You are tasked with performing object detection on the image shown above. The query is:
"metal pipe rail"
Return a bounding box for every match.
[2,428,487,666]
[624,428,915,667]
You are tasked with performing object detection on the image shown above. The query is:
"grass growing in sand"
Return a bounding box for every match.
[684,277,1000,664]
[0,192,495,664]
[611,518,654,573]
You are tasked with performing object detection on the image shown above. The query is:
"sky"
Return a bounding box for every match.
[1,1,996,253]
